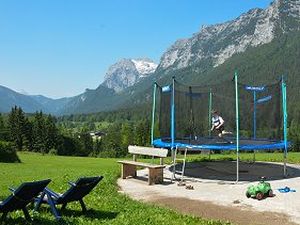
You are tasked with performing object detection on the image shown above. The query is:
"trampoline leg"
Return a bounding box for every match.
[235,158,239,183]
[171,147,176,183]
[284,154,287,178]
[171,148,175,164]
[236,154,239,183]
[234,71,239,184]
[180,147,188,182]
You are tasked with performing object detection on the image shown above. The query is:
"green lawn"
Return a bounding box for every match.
[0,152,230,225]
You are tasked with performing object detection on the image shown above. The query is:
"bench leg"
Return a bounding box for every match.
[1,212,8,221]
[46,193,62,220]
[121,164,137,179]
[148,168,163,185]
[79,199,87,213]
[22,208,32,222]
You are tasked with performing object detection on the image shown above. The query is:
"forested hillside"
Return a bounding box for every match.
[0,106,152,158]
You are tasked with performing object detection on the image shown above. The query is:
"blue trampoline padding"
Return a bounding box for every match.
[153,138,288,150]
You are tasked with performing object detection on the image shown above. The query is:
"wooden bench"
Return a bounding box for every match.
[118,145,168,185]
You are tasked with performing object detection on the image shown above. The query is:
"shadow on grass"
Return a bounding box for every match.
[35,207,118,222]
[0,217,56,225]
[61,208,118,220]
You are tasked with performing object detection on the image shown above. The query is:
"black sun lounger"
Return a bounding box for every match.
[35,176,103,220]
[0,179,51,222]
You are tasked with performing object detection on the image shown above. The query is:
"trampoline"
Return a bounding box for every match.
[153,137,286,151]
[150,72,289,181]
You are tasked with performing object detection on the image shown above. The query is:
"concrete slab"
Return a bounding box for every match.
[118,161,300,225]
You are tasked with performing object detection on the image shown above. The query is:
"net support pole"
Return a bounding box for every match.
[253,91,257,139]
[281,76,288,177]
[253,90,256,163]
[189,86,194,141]
[234,71,240,183]
[151,83,157,146]
[208,88,212,137]
[171,77,176,149]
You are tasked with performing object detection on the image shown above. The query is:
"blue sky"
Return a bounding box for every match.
[0,0,272,98]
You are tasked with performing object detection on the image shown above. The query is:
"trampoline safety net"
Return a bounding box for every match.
[153,78,282,148]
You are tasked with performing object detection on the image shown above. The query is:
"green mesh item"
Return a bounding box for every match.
[153,78,282,145]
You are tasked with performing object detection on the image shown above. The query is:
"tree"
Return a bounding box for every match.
[44,115,59,151]
[134,119,150,146]
[57,135,82,156]
[0,113,9,141]
[32,111,47,153]
[78,132,94,156]
[120,122,133,156]
[8,106,27,151]
[23,117,33,151]
[101,123,122,157]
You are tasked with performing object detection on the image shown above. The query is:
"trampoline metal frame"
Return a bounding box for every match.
[234,71,240,182]
[151,72,289,182]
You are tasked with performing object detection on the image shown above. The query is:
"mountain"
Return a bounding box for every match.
[157,0,300,73]
[0,85,71,114]
[102,58,157,92]
[0,85,46,113]
[0,58,156,115]
[29,95,71,114]
[61,0,300,115]
[2,0,300,116]
[61,86,118,114]
[61,58,157,114]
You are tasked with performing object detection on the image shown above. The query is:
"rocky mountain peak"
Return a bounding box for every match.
[102,58,157,93]
[131,58,157,76]
[157,0,300,73]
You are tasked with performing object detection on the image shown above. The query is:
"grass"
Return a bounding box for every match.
[1,151,299,224]
[0,152,230,225]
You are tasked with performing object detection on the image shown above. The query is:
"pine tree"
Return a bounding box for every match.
[121,122,133,149]
[32,111,47,153]
[134,119,150,146]
[120,122,133,156]
[0,113,7,141]
[44,114,59,152]
[23,117,33,151]
[8,106,27,151]
[78,132,93,156]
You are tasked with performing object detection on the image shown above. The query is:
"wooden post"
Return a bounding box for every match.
[121,164,136,179]
[148,168,163,185]
[160,158,164,165]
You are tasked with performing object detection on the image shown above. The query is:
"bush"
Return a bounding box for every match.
[98,150,117,158]
[57,135,82,156]
[0,141,21,163]
[48,148,58,155]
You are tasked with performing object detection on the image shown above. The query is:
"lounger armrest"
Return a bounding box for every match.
[68,181,76,187]
[44,187,61,199]
[9,187,16,193]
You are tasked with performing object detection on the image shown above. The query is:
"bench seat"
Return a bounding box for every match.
[118,146,168,185]
[117,160,166,169]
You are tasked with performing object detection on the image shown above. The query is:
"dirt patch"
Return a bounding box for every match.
[149,196,297,225]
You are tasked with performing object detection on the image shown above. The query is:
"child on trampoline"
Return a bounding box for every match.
[211,110,232,138]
